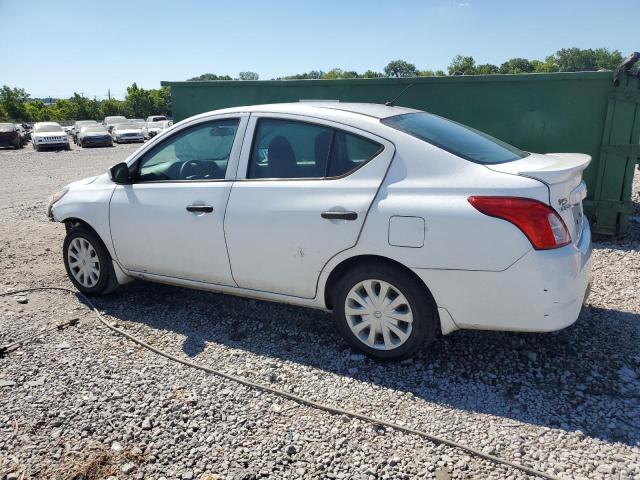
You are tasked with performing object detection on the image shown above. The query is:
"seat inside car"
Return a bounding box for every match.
[267,136,297,178]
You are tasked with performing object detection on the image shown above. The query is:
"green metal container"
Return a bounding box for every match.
[162,67,640,236]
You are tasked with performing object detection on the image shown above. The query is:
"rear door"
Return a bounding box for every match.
[224,114,394,298]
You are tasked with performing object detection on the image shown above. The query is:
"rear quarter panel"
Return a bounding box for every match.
[318,134,550,302]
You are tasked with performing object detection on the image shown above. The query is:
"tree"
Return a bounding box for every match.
[531,58,556,73]
[448,55,476,75]
[361,70,384,78]
[499,58,533,74]
[150,86,171,116]
[99,99,125,118]
[384,60,418,77]
[0,86,30,121]
[475,63,499,75]
[322,68,359,79]
[24,100,49,122]
[238,71,259,81]
[550,47,623,72]
[187,73,233,81]
[278,70,325,80]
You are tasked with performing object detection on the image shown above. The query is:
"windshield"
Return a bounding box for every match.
[106,116,127,124]
[381,112,529,164]
[82,126,107,133]
[0,123,15,132]
[35,124,63,133]
[116,123,138,130]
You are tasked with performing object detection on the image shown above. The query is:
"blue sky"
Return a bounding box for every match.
[0,0,636,99]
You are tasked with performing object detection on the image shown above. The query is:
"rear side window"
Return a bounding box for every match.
[247,118,383,179]
[381,112,528,164]
[328,131,382,177]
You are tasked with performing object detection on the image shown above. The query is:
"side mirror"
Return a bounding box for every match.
[109,162,131,184]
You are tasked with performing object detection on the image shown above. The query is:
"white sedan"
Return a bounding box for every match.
[112,123,144,143]
[47,102,592,360]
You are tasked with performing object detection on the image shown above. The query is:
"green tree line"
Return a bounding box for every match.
[188,47,625,80]
[1,47,625,122]
[0,83,171,123]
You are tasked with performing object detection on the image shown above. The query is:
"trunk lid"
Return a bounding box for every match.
[487,153,591,244]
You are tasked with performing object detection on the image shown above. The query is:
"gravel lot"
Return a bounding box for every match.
[0,142,639,480]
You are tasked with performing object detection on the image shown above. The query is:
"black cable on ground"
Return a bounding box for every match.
[0,287,563,480]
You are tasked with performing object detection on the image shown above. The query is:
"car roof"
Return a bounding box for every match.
[204,102,421,120]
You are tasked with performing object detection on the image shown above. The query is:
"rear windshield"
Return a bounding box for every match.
[381,112,529,164]
[0,123,15,132]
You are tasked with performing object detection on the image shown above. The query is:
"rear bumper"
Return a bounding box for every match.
[414,219,592,333]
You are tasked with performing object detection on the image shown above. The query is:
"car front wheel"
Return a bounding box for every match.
[63,226,118,295]
[333,264,439,360]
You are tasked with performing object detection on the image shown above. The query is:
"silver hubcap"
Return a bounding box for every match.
[345,279,413,351]
[67,237,100,288]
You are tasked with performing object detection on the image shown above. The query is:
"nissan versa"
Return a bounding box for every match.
[47,103,592,360]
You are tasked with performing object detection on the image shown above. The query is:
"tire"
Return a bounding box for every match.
[34,144,40,152]
[63,226,119,295]
[65,144,71,151]
[332,263,439,360]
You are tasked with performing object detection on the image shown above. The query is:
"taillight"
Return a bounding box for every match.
[468,196,571,250]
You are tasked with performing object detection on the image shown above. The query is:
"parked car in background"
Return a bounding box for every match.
[73,120,99,144]
[146,115,167,123]
[63,125,74,134]
[77,125,113,148]
[111,122,144,143]
[0,123,24,149]
[47,102,593,360]
[142,120,172,139]
[14,124,29,145]
[32,122,70,151]
[103,116,128,134]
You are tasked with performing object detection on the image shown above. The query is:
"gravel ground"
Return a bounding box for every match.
[0,143,638,480]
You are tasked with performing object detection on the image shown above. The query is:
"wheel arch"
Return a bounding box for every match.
[323,254,440,323]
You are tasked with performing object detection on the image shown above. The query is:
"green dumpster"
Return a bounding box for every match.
[162,57,640,236]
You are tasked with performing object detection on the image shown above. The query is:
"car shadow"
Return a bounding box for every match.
[86,281,640,448]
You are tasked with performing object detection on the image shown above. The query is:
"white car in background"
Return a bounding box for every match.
[111,122,144,143]
[142,120,172,139]
[103,115,128,134]
[72,120,99,144]
[77,125,113,148]
[146,115,167,123]
[32,122,70,151]
[47,102,592,360]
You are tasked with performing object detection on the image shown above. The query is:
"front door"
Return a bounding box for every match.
[224,115,394,298]
[109,115,246,285]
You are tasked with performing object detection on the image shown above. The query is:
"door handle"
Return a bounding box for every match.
[186,205,214,213]
[321,211,358,221]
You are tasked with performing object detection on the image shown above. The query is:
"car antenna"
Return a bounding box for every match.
[385,83,414,106]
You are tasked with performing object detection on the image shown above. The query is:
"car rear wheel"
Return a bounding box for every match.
[63,226,118,295]
[333,263,439,360]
